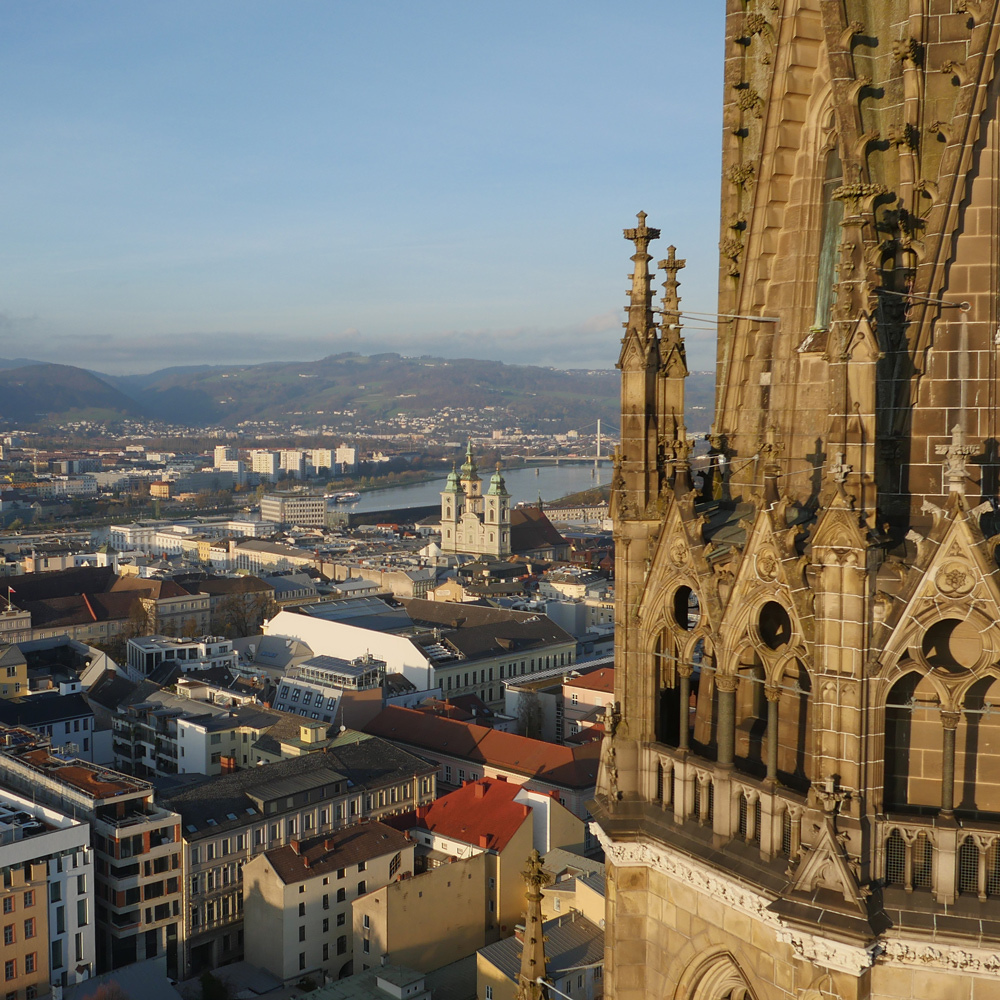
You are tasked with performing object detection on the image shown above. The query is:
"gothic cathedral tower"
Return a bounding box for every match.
[594,3,1000,998]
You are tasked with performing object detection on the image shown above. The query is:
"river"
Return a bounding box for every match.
[334,462,611,514]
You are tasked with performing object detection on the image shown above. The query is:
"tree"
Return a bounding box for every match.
[517,689,544,739]
[216,591,279,638]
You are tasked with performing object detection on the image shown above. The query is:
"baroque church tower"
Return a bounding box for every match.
[594,2,1000,998]
[439,441,511,557]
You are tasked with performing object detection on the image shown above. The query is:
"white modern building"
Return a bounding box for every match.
[279,451,306,478]
[272,654,385,723]
[250,451,280,483]
[124,635,237,682]
[0,785,96,988]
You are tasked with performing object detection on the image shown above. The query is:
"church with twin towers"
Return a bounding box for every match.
[592,2,1000,999]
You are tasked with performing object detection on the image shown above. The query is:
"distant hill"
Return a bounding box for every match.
[0,353,716,432]
[103,353,626,430]
[103,353,716,432]
[0,364,144,422]
[0,357,42,370]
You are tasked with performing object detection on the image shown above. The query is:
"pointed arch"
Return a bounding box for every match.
[777,658,812,789]
[673,947,758,1000]
[884,671,943,814]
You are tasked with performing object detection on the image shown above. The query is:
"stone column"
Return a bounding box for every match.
[941,711,961,815]
[765,685,781,783]
[716,673,738,767]
[678,665,692,752]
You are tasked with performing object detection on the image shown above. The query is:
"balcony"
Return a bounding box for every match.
[634,742,809,864]
[875,813,1000,906]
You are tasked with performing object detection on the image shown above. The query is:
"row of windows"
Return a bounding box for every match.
[442,766,479,785]
[442,652,573,694]
[2,919,35,945]
[3,987,38,1000]
[3,955,37,981]
[189,785,423,864]
[0,891,34,915]
[297,934,350,969]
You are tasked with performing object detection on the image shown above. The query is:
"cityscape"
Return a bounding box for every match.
[5,4,1000,1000]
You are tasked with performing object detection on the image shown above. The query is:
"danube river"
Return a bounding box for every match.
[336,463,611,514]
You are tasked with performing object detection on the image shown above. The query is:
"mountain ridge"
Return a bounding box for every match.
[0,353,716,432]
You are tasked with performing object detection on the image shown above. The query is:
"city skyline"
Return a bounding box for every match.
[2,2,725,375]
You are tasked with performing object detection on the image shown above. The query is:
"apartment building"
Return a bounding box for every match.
[0,691,100,762]
[0,732,183,974]
[308,450,333,475]
[354,777,583,974]
[124,636,236,683]
[278,452,306,479]
[161,732,436,978]
[477,910,604,1000]
[0,645,28,698]
[0,785,96,989]
[259,493,326,528]
[363,707,600,829]
[249,452,279,484]
[243,822,412,983]
[0,861,48,1000]
[271,654,385,725]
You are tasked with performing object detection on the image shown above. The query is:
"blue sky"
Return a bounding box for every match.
[1,2,725,374]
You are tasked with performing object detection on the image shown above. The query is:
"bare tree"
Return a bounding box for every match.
[216,591,279,638]
[517,689,544,739]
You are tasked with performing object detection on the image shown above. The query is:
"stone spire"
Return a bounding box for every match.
[657,245,690,482]
[514,849,551,1000]
[618,211,661,366]
[616,212,663,512]
[658,245,687,362]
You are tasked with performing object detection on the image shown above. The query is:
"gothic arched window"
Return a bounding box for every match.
[812,145,844,332]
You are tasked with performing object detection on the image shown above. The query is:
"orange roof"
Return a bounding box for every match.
[564,667,614,694]
[412,778,531,852]
[364,707,599,789]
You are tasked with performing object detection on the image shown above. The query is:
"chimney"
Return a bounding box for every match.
[474,782,486,799]
[324,839,335,852]
[479,834,490,849]
[302,855,310,869]
[290,839,301,855]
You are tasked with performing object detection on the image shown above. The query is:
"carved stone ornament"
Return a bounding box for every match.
[669,536,690,567]
[935,561,975,598]
[881,939,1000,974]
[591,825,878,976]
[755,549,779,582]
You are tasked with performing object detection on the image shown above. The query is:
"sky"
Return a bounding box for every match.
[1,2,726,375]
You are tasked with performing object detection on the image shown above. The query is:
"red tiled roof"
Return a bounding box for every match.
[564,668,614,694]
[363,706,600,789]
[407,778,530,852]
[565,722,605,746]
[509,507,568,554]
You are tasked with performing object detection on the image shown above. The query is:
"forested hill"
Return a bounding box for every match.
[0,352,716,432]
